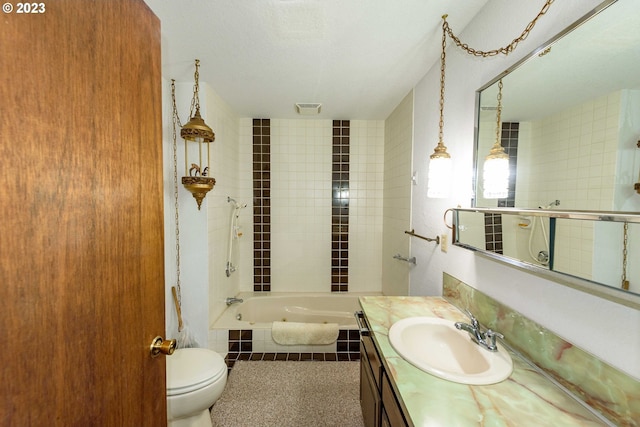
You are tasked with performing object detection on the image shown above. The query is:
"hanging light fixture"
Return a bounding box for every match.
[180,59,216,210]
[482,79,509,199]
[427,15,453,198]
[435,0,554,200]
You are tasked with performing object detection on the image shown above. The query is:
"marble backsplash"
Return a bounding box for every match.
[443,273,639,427]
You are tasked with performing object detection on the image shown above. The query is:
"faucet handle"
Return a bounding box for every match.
[463,309,479,327]
[484,329,504,351]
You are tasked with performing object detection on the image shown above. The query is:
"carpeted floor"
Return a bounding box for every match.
[210,361,365,427]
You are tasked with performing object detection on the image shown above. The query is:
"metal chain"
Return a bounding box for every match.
[438,18,447,143]
[170,80,182,306]
[622,222,629,290]
[443,0,554,57]
[495,79,503,142]
[189,59,201,118]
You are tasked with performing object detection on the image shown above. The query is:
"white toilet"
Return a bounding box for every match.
[166,348,228,427]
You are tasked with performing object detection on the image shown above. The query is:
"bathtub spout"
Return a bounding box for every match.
[225,297,243,306]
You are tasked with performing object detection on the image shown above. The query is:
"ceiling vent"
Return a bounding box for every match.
[295,103,322,115]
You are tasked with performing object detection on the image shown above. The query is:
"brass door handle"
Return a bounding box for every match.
[150,336,177,357]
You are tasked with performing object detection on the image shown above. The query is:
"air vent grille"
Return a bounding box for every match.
[295,103,322,115]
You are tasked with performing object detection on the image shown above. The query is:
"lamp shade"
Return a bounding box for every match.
[482,156,509,199]
[427,155,452,198]
[180,108,215,143]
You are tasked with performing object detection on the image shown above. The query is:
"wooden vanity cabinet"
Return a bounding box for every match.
[357,311,409,427]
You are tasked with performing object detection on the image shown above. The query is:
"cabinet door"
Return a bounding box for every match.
[382,372,408,427]
[360,348,381,427]
[381,407,391,427]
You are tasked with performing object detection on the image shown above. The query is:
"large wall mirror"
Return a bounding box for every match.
[460,0,640,308]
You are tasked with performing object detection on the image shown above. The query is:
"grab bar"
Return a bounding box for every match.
[393,253,416,265]
[404,229,440,244]
[354,311,370,336]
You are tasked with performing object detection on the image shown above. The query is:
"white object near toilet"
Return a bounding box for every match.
[166,348,227,427]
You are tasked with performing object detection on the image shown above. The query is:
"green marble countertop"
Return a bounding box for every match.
[359,296,609,427]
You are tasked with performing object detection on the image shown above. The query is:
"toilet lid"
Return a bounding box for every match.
[166,348,226,395]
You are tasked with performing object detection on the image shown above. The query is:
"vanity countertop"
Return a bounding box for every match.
[359,296,609,427]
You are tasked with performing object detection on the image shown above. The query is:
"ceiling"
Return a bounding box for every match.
[143,0,488,120]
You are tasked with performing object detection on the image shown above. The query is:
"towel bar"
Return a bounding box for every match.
[404,229,440,244]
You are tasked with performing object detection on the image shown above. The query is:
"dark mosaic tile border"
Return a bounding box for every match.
[484,213,503,254]
[225,352,360,369]
[331,120,350,292]
[252,119,271,292]
[225,329,360,369]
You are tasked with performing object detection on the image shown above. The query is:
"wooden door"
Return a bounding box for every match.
[1,1,166,425]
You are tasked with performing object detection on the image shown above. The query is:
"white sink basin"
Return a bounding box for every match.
[388,316,513,385]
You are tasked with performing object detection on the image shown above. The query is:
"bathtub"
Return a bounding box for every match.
[209,292,380,358]
[212,292,370,329]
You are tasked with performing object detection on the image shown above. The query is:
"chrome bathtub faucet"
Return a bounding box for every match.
[225,297,244,306]
[454,309,504,352]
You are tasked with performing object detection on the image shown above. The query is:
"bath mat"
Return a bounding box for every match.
[210,361,364,427]
[271,321,339,345]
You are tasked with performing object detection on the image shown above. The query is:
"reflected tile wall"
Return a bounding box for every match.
[498,121,519,208]
[443,273,640,427]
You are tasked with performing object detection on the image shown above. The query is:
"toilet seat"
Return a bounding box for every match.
[166,348,227,396]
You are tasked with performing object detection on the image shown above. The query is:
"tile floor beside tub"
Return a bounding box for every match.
[211,329,361,370]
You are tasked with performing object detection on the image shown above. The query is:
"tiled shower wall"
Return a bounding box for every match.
[518,91,620,211]
[517,91,621,279]
[381,91,413,296]
[238,119,384,293]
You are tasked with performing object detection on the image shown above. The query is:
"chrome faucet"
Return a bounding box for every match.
[225,297,244,306]
[455,309,503,352]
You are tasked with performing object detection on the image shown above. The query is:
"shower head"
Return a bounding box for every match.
[227,196,247,209]
[539,200,560,209]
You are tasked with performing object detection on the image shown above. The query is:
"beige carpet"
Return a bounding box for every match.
[210,361,365,427]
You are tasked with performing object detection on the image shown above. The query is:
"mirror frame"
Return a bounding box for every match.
[453,207,640,309]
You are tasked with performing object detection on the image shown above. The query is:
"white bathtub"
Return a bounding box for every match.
[212,292,372,330]
[209,292,381,356]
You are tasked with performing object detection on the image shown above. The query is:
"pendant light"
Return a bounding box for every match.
[482,79,509,199]
[427,16,452,198]
[435,0,554,200]
[179,59,216,210]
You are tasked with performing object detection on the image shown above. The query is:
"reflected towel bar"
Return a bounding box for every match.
[405,229,440,244]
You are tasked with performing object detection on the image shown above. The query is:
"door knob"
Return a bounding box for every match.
[150,336,177,357]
